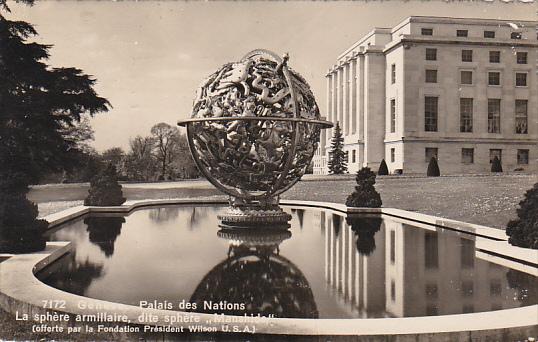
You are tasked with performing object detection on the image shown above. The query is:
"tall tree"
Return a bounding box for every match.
[101,147,125,176]
[0,0,110,252]
[168,132,199,179]
[124,135,156,181]
[151,122,180,180]
[327,122,347,175]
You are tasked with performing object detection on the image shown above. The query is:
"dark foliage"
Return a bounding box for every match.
[346,216,382,256]
[506,183,538,249]
[426,157,440,177]
[378,159,389,175]
[345,167,382,208]
[491,156,503,173]
[84,164,126,206]
[328,122,347,174]
[0,181,47,253]
[0,2,109,252]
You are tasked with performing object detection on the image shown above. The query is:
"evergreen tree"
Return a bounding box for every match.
[378,159,389,175]
[328,122,347,174]
[0,1,110,252]
[84,164,126,206]
[345,167,382,208]
[491,156,503,173]
[427,157,440,177]
[506,182,538,249]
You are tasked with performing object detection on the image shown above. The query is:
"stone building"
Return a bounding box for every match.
[314,16,538,175]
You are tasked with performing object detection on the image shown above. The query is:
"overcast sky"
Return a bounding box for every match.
[7,0,537,151]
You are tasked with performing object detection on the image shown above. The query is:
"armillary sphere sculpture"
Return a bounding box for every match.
[178,49,332,227]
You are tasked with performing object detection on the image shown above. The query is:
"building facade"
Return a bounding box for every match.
[314,16,538,175]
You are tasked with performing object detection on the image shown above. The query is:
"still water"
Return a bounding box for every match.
[39,205,537,319]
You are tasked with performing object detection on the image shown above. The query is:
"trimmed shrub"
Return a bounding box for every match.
[84,164,126,206]
[0,179,47,253]
[378,159,389,176]
[345,167,382,208]
[491,156,503,173]
[506,182,538,249]
[427,157,440,177]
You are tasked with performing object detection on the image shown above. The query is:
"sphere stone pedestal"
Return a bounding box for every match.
[217,202,292,228]
[178,49,332,229]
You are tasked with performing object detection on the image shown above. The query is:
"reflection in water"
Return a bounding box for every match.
[39,252,104,296]
[39,206,537,319]
[148,207,180,224]
[346,215,382,256]
[190,228,319,318]
[291,209,305,229]
[507,268,537,307]
[324,214,538,317]
[84,216,125,257]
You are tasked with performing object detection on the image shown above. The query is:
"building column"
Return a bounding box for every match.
[350,57,357,135]
[332,68,338,139]
[358,54,366,166]
[343,61,349,136]
[337,65,343,130]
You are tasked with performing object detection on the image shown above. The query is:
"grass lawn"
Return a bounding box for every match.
[286,174,538,229]
[29,174,538,229]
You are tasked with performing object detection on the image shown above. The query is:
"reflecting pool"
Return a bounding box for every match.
[38,205,537,319]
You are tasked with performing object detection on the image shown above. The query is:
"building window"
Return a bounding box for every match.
[489,51,500,63]
[425,147,438,162]
[351,149,356,163]
[424,96,438,132]
[390,148,395,163]
[425,69,437,83]
[461,281,474,297]
[390,99,396,133]
[391,63,396,84]
[515,100,528,134]
[460,238,475,268]
[490,280,502,297]
[484,30,495,38]
[516,52,528,64]
[457,29,468,37]
[425,283,438,300]
[424,232,439,269]
[516,73,527,87]
[390,230,395,263]
[488,72,500,85]
[462,148,474,164]
[425,48,437,61]
[461,50,473,62]
[511,32,522,39]
[488,99,501,133]
[460,70,473,85]
[391,280,396,302]
[489,149,502,163]
[460,98,473,132]
[517,149,529,165]
[421,28,433,36]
